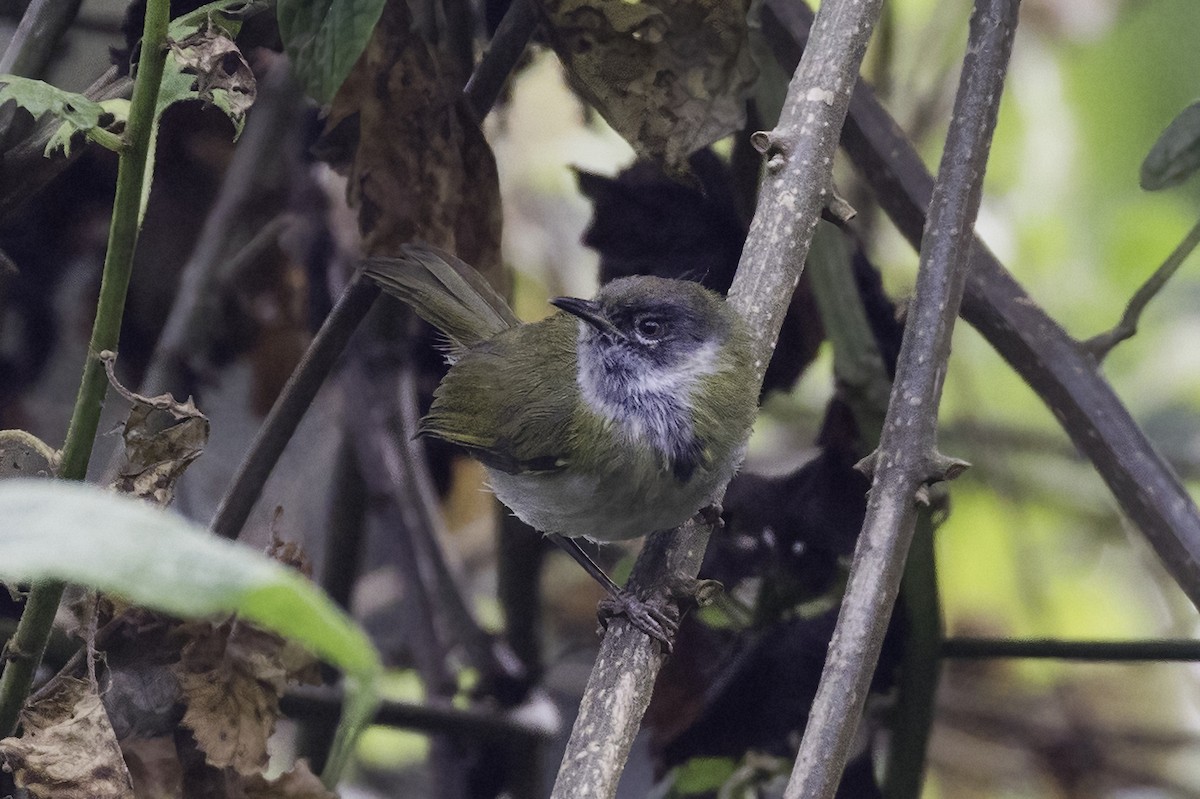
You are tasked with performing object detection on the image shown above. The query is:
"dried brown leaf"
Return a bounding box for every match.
[323,0,503,274]
[103,352,210,506]
[0,676,134,799]
[172,623,279,776]
[541,0,758,171]
[172,619,319,776]
[238,761,336,799]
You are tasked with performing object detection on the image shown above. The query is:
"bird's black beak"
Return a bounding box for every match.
[551,296,623,336]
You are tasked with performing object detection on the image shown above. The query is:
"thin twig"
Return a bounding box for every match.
[549,0,884,795]
[785,2,1018,796]
[463,0,539,120]
[0,0,171,736]
[281,684,555,742]
[760,0,1200,607]
[208,273,380,539]
[942,638,1200,661]
[1084,215,1200,361]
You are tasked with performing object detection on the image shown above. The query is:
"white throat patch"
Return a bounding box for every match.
[575,328,720,454]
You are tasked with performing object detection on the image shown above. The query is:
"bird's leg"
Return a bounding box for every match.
[547,534,679,651]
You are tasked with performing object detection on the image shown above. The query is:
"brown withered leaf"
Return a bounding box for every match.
[170,20,257,124]
[103,352,209,506]
[0,676,134,799]
[0,429,58,479]
[322,0,503,276]
[237,760,336,799]
[540,0,758,172]
[172,619,318,776]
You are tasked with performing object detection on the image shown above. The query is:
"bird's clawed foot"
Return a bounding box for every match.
[596,576,724,654]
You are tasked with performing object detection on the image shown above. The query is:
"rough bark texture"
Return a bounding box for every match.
[785,2,1020,796]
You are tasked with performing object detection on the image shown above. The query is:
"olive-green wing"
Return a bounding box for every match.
[418,315,580,474]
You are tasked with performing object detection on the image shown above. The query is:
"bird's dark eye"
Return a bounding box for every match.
[635,316,668,340]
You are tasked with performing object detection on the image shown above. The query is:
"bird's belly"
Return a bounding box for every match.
[485,464,725,542]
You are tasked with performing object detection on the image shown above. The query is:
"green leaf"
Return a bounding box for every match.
[670,756,737,795]
[1141,101,1200,190]
[0,76,110,156]
[0,480,381,787]
[276,0,387,104]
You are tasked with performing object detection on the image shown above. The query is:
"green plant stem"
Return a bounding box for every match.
[0,0,170,737]
[1084,214,1200,361]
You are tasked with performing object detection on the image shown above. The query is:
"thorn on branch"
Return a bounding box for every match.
[853,449,878,478]
[925,451,970,484]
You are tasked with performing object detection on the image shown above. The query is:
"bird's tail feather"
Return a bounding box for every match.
[363,243,520,349]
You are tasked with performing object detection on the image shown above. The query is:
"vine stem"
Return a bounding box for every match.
[784,1,1019,796]
[548,0,885,795]
[1084,214,1200,361]
[0,0,170,736]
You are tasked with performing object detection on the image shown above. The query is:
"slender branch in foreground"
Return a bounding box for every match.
[1084,214,1200,361]
[209,273,380,539]
[207,0,537,541]
[761,0,1200,607]
[549,0,884,796]
[942,638,1200,661]
[0,0,84,79]
[786,2,1018,797]
[0,0,170,737]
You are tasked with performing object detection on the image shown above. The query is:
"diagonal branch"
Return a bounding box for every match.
[548,0,885,795]
[784,2,1020,796]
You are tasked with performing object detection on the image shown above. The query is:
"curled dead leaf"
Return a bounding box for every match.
[540,0,758,172]
[103,352,209,506]
[0,676,134,799]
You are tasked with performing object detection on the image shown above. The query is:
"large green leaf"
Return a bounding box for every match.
[0,480,380,786]
[276,0,387,104]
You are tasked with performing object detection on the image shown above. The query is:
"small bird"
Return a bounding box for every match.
[364,244,759,643]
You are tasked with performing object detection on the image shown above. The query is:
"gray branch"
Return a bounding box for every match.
[548,0,885,795]
[784,2,1020,797]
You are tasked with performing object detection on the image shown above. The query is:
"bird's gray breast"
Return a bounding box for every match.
[576,338,719,480]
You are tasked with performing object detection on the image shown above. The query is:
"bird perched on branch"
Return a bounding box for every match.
[364,244,758,646]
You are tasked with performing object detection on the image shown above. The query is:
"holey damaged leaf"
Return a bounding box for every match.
[0,677,134,799]
[103,353,209,506]
[540,0,758,172]
[169,20,257,126]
